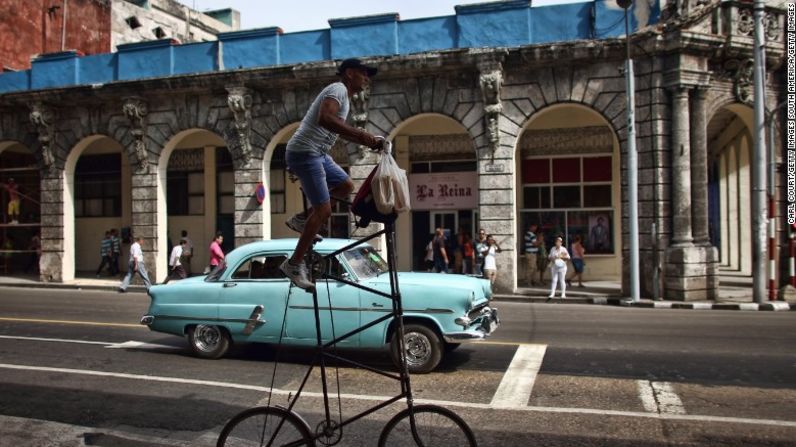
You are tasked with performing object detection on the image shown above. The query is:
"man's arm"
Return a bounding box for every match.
[318,98,382,148]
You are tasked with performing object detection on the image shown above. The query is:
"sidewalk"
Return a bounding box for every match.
[495,276,796,311]
[1,274,794,311]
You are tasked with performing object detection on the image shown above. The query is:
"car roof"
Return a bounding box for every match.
[225,238,368,266]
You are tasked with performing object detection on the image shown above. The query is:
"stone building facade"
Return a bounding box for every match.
[0,0,787,300]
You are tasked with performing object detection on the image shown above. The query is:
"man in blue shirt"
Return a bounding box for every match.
[280,58,383,290]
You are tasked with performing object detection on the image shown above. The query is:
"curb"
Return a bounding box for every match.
[493,294,796,311]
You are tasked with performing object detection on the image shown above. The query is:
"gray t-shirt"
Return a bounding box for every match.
[287,82,350,155]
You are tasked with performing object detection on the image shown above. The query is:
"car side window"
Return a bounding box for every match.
[231,255,288,280]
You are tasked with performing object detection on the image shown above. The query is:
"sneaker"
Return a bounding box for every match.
[548,293,554,298]
[561,294,566,298]
[286,214,327,238]
[285,214,307,234]
[280,259,314,290]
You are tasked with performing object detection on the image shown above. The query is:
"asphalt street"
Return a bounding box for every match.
[0,286,795,446]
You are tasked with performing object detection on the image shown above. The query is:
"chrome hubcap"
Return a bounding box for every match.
[194,324,220,352]
[404,332,431,366]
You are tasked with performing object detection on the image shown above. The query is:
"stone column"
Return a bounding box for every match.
[234,165,263,246]
[130,169,160,282]
[670,86,694,246]
[690,87,710,246]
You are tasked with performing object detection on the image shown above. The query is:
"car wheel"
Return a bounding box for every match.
[187,324,230,359]
[391,323,443,374]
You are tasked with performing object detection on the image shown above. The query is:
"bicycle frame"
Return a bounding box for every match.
[263,219,435,445]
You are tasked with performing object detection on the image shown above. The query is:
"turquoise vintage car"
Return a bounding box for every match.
[141,238,498,373]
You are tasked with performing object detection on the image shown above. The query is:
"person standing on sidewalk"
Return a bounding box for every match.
[95,231,113,277]
[481,234,502,285]
[208,232,225,274]
[279,58,383,290]
[524,223,539,286]
[474,228,487,275]
[547,236,570,300]
[432,228,449,273]
[118,235,151,292]
[536,228,548,285]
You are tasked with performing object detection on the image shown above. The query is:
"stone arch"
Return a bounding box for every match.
[62,134,126,281]
[385,113,479,272]
[514,102,623,288]
[261,122,300,241]
[707,102,754,275]
[157,128,229,278]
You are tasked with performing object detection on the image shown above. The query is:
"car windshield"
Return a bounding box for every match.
[343,246,388,279]
[205,261,227,282]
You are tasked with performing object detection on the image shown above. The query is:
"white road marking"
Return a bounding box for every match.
[105,340,184,351]
[0,334,112,346]
[0,335,183,352]
[0,363,793,428]
[637,380,686,415]
[490,344,547,408]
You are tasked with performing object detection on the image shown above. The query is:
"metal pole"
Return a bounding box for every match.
[620,1,640,302]
[61,0,68,51]
[752,0,768,304]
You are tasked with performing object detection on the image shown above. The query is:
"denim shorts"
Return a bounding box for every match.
[285,151,349,206]
[572,258,585,273]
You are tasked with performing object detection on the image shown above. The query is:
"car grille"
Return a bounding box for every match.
[467,304,487,321]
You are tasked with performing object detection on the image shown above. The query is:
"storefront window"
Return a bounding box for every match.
[75,153,121,217]
[521,155,613,254]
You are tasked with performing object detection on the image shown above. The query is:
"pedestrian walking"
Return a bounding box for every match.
[568,234,586,287]
[95,231,113,277]
[208,231,225,273]
[547,236,570,300]
[432,228,449,273]
[481,234,502,285]
[536,228,548,285]
[524,223,539,286]
[118,235,152,292]
[279,58,383,290]
[180,230,193,275]
[163,239,187,283]
[109,228,121,276]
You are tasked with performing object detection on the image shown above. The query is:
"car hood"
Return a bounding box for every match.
[363,272,492,300]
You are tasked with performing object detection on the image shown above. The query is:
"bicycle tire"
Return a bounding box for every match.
[377,404,478,447]
[217,405,315,447]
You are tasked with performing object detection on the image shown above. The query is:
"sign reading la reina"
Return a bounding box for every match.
[409,171,478,210]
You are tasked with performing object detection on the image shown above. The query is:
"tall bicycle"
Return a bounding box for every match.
[217,175,477,446]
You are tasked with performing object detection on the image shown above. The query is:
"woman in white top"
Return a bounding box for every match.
[480,234,502,285]
[547,236,570,300]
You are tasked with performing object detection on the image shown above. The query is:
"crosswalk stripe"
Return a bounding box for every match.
[637,380,686,415]
[490,344,547,408]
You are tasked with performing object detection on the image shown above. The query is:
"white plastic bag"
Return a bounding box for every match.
[372,141,411,215]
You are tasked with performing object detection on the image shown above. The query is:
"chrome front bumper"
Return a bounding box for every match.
[444,306,499,343]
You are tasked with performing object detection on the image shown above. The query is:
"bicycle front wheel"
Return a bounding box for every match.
[217,406,315,447]
[378,404,477,447]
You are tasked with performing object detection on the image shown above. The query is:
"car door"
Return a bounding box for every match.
[216,252,291,343]
[285,254,361,346]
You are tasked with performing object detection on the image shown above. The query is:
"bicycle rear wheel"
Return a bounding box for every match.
[378,404,477,447]
[217,406,315,447]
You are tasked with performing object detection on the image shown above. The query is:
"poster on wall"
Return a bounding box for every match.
[409,172,478,211]
[587,213,612,254]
